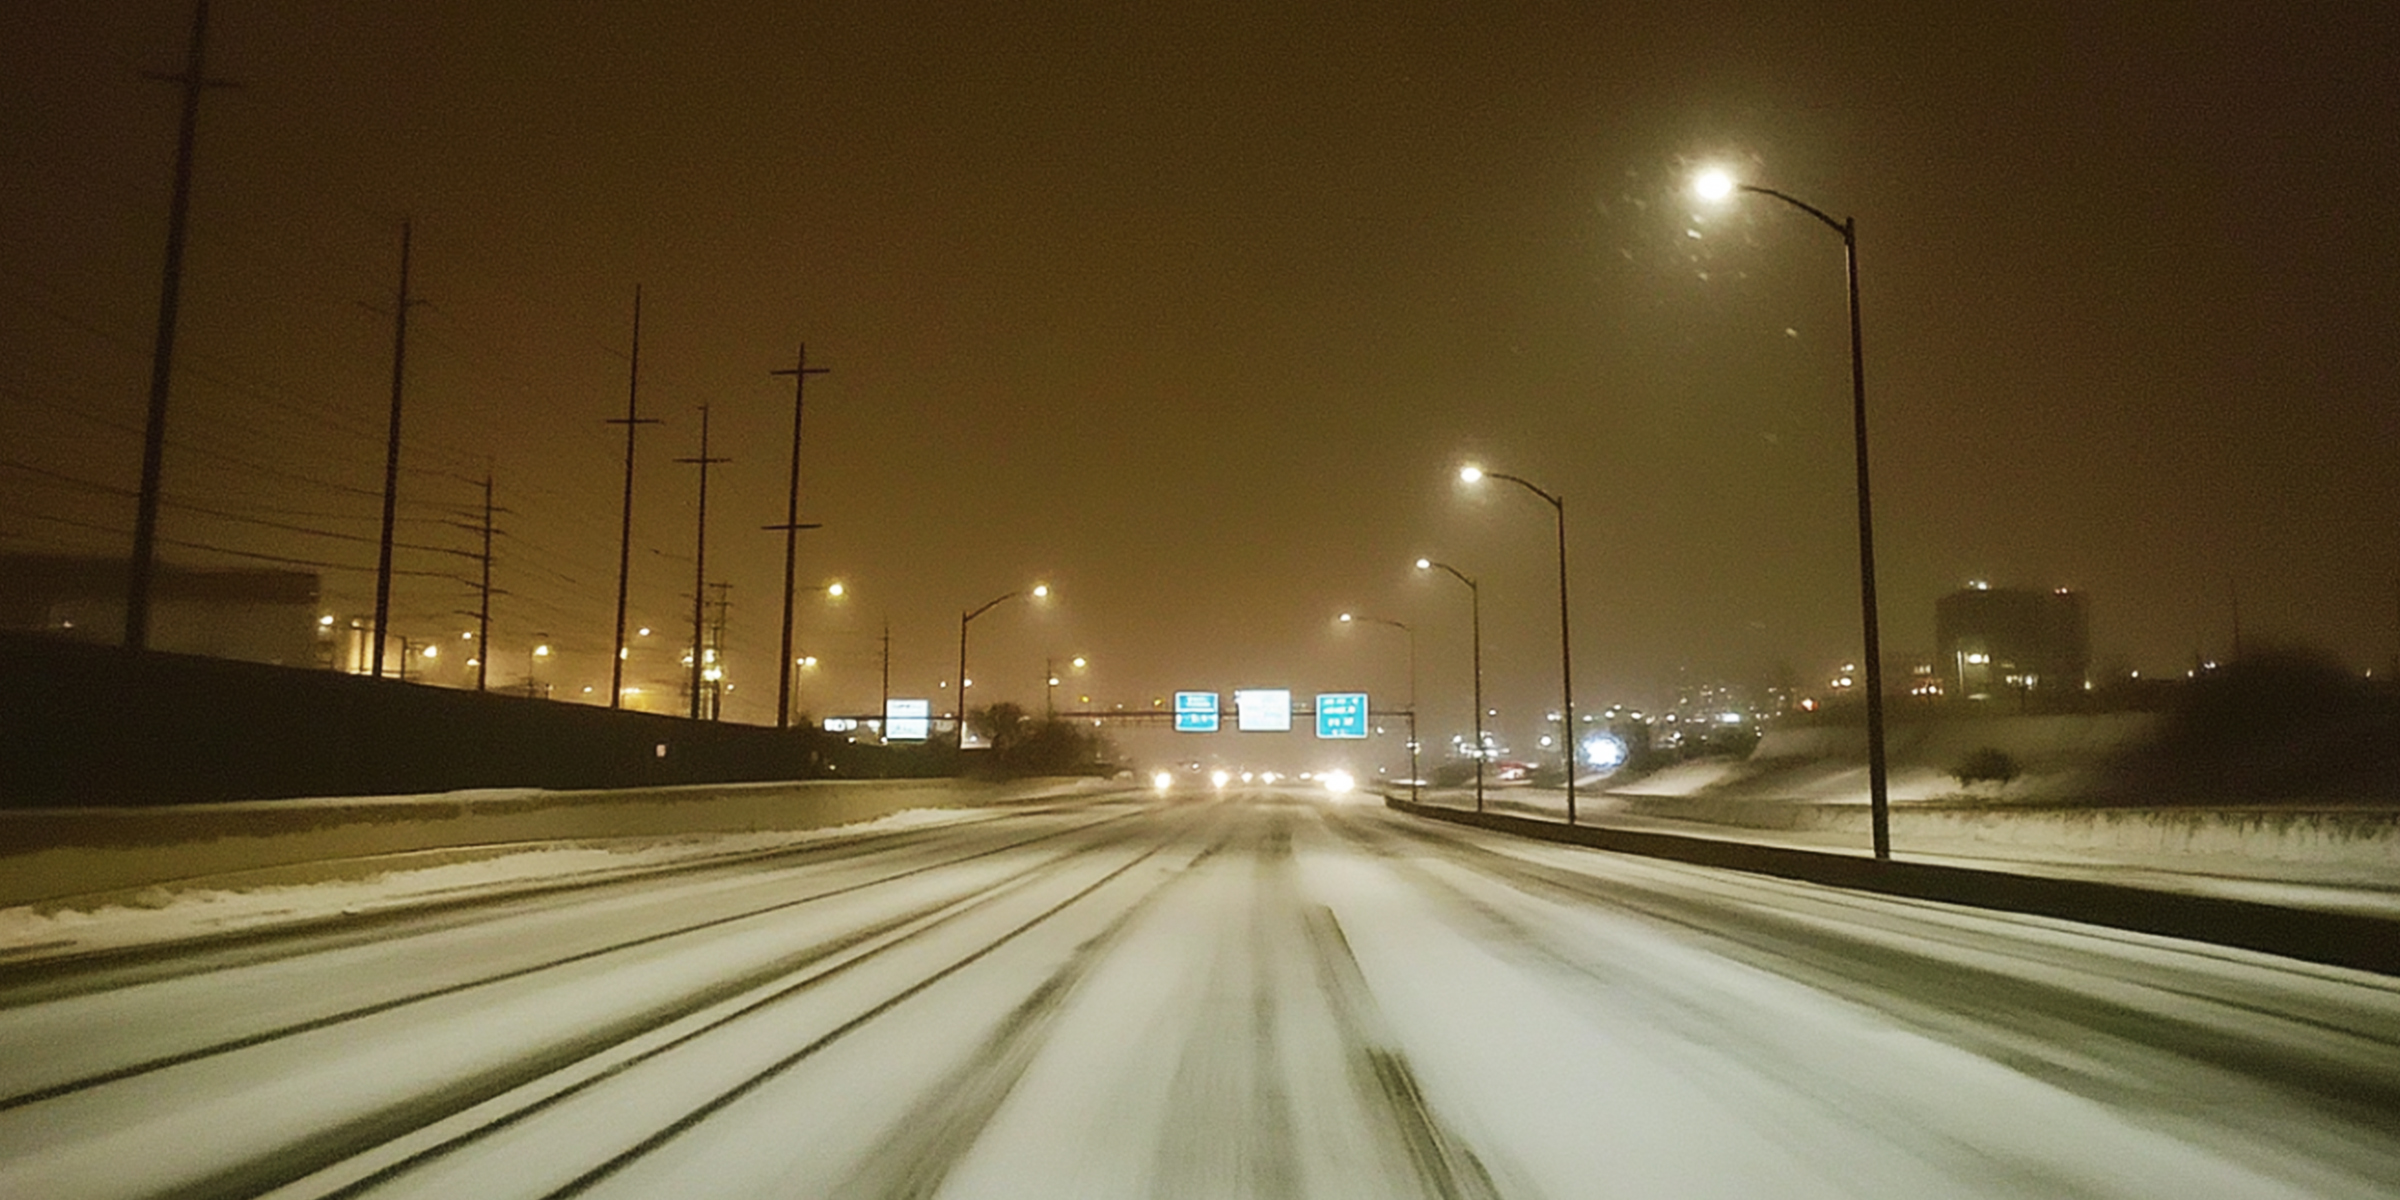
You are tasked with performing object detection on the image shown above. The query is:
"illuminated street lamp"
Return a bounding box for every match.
[1693,166,1892,859]
[1045,653,1088,716]
[1416,557,1484,812]
[1458,463,1577,824]
[529,640,553,699]
[1340,611,1419,805]
[956,583,1049,750]
[791,653,820,720]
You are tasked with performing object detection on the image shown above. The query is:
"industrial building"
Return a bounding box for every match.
[1933,583,2090,700]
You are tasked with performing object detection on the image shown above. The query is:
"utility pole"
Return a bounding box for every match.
[769,345,828,729]
[705,582,734,720]
[126,0,234,650]
[2229,575,2245,662]
[449,471,504,694]
[472,473,495,692]
[607,285,660,709]
[370,220,417,680]
[880,617,892,733]
[677,406,730,720]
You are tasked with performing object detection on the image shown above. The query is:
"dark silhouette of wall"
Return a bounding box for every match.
[0,632,920,807]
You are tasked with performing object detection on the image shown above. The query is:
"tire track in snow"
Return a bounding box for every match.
[1297,897,1501,1200]
[525,806,1207,1199]
[0,805,1073,1001]
[1352,806,2400,1195]
[826,801,1248,1198]
[1150,803,1306,1199]
[0,805,1149,1112]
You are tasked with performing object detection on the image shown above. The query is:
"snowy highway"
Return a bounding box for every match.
[3,788,2398,1199]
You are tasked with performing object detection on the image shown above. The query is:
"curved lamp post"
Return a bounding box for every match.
[1340,612,1418,804]
[1694,167,1890,860]
[956,583,1048,751]
[1416,558,1483,813]
[1459,464,1577,824]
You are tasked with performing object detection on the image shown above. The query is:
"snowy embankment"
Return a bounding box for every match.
[0,777,1126,960]
[1445,712,2400,914]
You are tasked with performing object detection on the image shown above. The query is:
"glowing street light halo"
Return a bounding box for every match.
[1693,166,1738,202]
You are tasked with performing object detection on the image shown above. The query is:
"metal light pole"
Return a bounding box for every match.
[1417,558,1483,812]
[1342,612,1418,804]
[1695,169,1890,859]
[955,583,1048,754]
[1460,465,1576,824]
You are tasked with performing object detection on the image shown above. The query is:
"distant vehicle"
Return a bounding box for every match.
[1491,759,1534,782]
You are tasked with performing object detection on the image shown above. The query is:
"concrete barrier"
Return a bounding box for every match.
[1387,797,2400,979]
[1,777,1129,908]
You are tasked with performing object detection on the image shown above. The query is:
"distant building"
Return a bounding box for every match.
[1934,582,2090,699]
[0,553,322,667]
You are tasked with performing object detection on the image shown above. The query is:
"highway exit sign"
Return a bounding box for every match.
[1173,691,1220,732]
[1315,692,1368,739]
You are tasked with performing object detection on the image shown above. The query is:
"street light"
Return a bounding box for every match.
[1046,653,1089,716]
[1458,463,1577,825]
[1340,611,1419,805]
[956,583,1049,752]
[1416,557,1484,813]
[1693,165,1891,859]
[791,654,820,722]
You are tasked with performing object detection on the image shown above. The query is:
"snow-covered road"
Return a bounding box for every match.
[3,788,2396,1199]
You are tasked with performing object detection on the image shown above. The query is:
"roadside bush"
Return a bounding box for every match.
[1952,747,2021,788]
[2106,647,2400,803]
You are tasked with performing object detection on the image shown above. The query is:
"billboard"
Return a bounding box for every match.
[1315,692,1369,739]
[1234,688,1292,732]
[1173,691,1220,733]
[884,698,931,742]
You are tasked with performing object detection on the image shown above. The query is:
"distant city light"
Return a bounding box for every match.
[1152,771,1173,791]
[1210,769,1230,788]
[1583,733,1628,770]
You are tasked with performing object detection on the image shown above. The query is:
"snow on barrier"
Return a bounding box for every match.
[1386,797,2400,979]
[0,777,1124,909]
